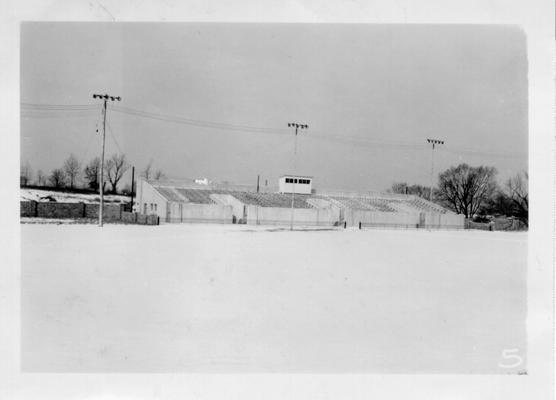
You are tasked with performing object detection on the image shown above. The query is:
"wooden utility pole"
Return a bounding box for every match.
[130,165,135,212]
[93,93,121,227]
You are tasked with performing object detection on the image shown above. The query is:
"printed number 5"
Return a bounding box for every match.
[498,348,523,369]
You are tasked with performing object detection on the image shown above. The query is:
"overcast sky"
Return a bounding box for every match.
[20,23,527,192]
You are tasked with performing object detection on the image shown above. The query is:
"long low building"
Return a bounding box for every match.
[135,177,464,229]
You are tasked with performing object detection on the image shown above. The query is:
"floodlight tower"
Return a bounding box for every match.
[93,93,121,227]
[426,138,444,202]
[287,122,309,231]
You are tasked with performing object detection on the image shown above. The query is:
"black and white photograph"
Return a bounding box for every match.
[1,1,554,399]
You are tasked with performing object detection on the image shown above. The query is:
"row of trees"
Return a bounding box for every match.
[391,163,528,225]
[21,155,166,194]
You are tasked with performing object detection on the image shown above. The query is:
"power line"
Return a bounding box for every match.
[105,121,124,155]
[21,102,101,110]
[21,111,100,119]
[442,146,526,159]
[21,103,101,119]
[109,105,524,158]
[109,104,289,135]
[304,132,428,150]
[20,101,527,159]
[108,105,437,151]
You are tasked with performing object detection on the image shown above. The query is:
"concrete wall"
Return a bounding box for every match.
[36,202,85,219]
[246,205,340,226]
[20,201,38,217]
[136,214,159,225]
[166,202,234,224]
[136,179,168,221]
[210,194,246,221]
[348,210,464,229]
[347,210,421,228]
[84,204,123,220]
[20,201,158,225]
[423,213,465,229]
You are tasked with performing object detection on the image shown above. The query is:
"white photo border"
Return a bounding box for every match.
[1,0,553,399]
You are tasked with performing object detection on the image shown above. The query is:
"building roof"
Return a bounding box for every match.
[279,174,314,179]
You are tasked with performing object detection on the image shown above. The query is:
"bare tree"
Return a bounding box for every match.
[482,189,514,217]
[506,171,528,225]
[105,153,129,193]
[36,169,46,186]
[389,182,408,194]
[390,182,430,198]
[63,154,81,189]
[141,160,153,180]
[436,163,498,218]
[20,161,32,186]
[154,169,166,181]
[49,168,66,188]
[84,157,101,191]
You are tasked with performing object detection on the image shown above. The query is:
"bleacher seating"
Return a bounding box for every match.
[328,196,396,212]
[170,188,313,209]
[407,198,447,213]
[155,187,185,202]
[231,192,312,209]
[155,186,450,214]
[359,198,397,212]
[175,188,220,204]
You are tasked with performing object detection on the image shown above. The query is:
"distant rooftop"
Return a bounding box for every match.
[279,174,314,179]
[144,178,277,193]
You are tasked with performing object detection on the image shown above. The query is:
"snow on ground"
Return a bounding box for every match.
[20,188,129,204]
[21,224,527,373]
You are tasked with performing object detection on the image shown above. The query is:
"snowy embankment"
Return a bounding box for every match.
[20,188,129,204]
[21,224,527,373]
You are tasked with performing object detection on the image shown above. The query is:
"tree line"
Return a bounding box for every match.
[20,155,165,194]
[22,157,527,225]
[390,163,528,225]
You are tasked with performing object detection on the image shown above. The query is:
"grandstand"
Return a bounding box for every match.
[135,178,464,228]
[174,188,313,209]
[229,191,313,209]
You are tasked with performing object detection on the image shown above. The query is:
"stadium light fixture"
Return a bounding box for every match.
[287,122,309,230]
[426,138,445,202]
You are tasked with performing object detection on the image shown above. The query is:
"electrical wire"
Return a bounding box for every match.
[20,101,527,159]
[108,104,289,136]
[21,103,101,119]
[106,121,124,155]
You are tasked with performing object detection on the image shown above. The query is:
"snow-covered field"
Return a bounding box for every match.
[20,188,129,203]
[21,224,527,373]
